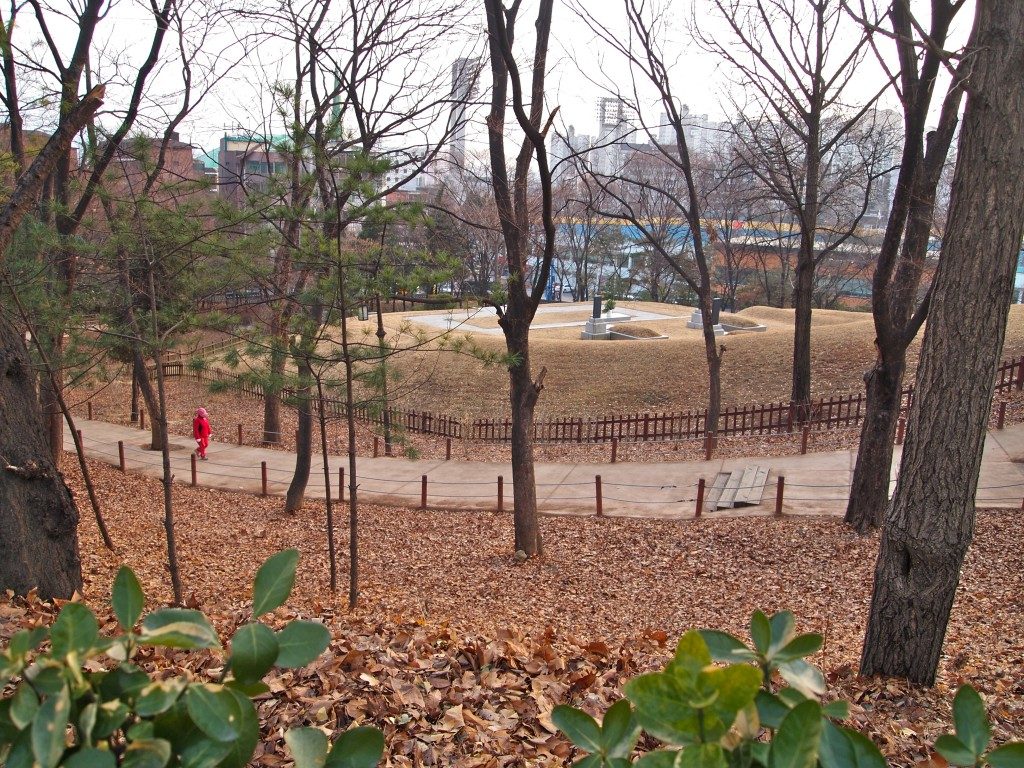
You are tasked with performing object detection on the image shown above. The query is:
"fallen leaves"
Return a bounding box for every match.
[2,458,1023,767]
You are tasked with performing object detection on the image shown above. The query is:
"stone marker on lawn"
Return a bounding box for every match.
[687,297,727,336]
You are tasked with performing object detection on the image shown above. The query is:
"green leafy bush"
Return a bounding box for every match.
[0,550,384,768]
[553,610,1024,768]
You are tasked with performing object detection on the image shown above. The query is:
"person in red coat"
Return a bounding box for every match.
[193,407,211,460]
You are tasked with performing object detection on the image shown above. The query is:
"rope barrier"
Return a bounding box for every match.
[603,495,695,504]
[67,426,1024,513]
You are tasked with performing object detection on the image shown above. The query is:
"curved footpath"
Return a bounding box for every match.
[65,420,1024,520]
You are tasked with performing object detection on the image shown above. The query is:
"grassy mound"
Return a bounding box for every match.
[611,324,662,338]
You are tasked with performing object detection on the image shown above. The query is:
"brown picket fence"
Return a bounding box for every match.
[154,354,1024,445]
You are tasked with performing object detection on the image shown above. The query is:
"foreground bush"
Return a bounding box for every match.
[553,611,1024,768]
[0,550,382,768]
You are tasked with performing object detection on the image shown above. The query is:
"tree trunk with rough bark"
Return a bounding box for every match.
[845,359,904,533]
[790,251,815,414]
[503,320,543,555]
[284,356,313,513]
[844,1,965,534]
[40,352,64,465]
[0,84,103,598]
[263,340,285,445]
[133,347,165,451]
[861,0,1024,683]
[483,0,556,558]
[0,312,81,598]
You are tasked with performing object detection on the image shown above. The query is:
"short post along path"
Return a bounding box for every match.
[66,419,1024,519]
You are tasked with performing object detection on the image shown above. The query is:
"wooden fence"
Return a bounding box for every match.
[155,354,1024,445]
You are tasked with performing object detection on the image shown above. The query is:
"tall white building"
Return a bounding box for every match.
[592,97,636,175]
[658,106,732,155]
[448,58,480,169]
[551,125,593,180]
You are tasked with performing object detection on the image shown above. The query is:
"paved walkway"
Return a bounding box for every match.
[67,420,1024,520]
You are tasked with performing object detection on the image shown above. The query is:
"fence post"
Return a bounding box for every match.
[261,461,268,496]
[611,437,618,464]
[339,466,345,503]
[87,401,92,420]
[896,417,906,445]
[695,477,705,518]
[801,425,810,455]
[595,475,603,517]
[498,475,504,513]
[374,437,379,458]
[421,474,427,511]
[237,424,243,445]
[118,441,125,472]
[1017,357,1024,390]
[775,476,785,517]
[446,438,451,461]
[997,401,1007,430]
[191,454,197,487]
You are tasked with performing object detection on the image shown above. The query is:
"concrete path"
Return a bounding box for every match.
[67,420,1024,520]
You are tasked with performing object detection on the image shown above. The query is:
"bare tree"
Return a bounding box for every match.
[572,0,726,432]
[227,0,467,514]
[482,0,557,556]
[552,173,620,301]
[700,0,885,412]
[694,147,758,311]
[844,0,970,533]
[430,171,507,297]
[860,0,1024,684]
[745,203,798,307]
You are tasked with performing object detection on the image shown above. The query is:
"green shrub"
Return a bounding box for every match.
[0,550,384,768]
[553,610,1024,768]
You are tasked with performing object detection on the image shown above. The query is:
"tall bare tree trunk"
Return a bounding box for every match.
[790,254,815,413]
[483,0,556,558]
[504,320,543,554]
[845,359,904,532]
[375,296,393,456]
[700,291,723,435]
[40,351,64,464]
[845,0,966,533]
[860,0,1024,683]
[790,136,820,412]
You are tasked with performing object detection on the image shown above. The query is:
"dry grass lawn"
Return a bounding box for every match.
[372,303,1024,419]
[192,302,1024,422]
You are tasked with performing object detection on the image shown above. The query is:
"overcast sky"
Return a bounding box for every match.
[17,0,977,154]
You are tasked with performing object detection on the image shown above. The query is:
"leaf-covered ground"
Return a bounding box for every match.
[3,459,1022,766]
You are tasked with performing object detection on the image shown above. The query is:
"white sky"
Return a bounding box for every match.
[13,0,978,155]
